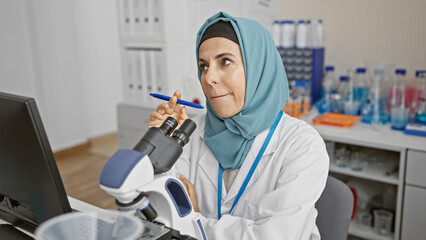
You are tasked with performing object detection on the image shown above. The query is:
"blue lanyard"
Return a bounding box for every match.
[217,111,283,219]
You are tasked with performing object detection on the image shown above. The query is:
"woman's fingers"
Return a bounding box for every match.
[178,106,188,127]
[148,90,186,129]
[179,176,199,212]
[148,111,165,128]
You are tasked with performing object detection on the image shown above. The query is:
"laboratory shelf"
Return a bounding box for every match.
[329,163,399,185]
[349,220,394,240]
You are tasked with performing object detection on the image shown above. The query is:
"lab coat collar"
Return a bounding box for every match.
[198,125,276,203]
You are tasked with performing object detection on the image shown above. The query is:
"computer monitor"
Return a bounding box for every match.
[0,92,72,233]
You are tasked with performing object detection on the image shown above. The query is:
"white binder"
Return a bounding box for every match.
[153,50,164,94]
[118,0,132,35]
[148,50,157,97]
[152,0,161,35]
[138,50,148,103]
[144,50,154,104]
[123,50,135,102]
[133,0,144,35]
[142,0,153,35]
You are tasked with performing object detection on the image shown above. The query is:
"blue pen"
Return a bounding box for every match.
[150,93,204,109]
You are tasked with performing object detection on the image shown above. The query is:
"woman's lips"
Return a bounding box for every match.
[212,94,229,99]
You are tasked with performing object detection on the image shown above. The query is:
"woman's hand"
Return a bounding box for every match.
[179,176,199,212]
[148,90,188,129]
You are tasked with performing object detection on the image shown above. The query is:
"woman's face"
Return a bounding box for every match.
[198,37,246,118]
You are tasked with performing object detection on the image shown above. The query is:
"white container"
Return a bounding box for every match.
[322,66,337,93]
[271,20,281,48]
[295,20,307,48]
[317,19,324,47]
[306,19,323,48]
[35,211,144,240]
[280,20,295,48]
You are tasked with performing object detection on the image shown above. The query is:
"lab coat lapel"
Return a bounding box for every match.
[198,135,226,201]
[223,127,273,203]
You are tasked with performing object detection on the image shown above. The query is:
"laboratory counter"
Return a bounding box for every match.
[304,111,426,240]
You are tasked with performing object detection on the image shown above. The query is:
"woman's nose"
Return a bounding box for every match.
[204,68,219,85]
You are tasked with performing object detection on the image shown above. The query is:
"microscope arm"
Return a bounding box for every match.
[99,149,153,204]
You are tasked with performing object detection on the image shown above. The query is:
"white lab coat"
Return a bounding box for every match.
[170,113,329,239]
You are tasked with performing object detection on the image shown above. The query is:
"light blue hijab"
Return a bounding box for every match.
[196,12,289,170]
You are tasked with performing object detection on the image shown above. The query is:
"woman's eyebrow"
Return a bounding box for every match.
[215,52,235,59]
[198,52,236,63]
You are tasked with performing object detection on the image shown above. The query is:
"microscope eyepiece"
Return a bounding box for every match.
[172,119,196,147]
[133,117,196,174]
[158,117,178,135]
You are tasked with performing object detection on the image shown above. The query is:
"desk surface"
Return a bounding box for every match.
[304,111,426,152]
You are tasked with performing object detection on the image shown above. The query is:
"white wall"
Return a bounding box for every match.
[280,0,426,78]
[73,0,122,139]
[0,1,38,100]
[0,0,122,151]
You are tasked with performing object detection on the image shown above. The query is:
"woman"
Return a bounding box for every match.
[148,12,329,239]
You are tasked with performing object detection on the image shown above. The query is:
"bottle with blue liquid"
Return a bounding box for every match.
[340,75,359,115]
[354,67,369,114]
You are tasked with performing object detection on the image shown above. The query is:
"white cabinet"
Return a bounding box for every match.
[401,150,426,240]
[405,150,426,187]
[308,118,426,240]
[401,185,426,240]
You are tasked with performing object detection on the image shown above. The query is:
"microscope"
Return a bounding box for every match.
[99,117,207,240]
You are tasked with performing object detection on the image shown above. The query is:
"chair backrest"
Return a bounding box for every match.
[315,176,354,240]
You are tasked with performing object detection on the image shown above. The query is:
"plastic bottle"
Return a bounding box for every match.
[295,20,307,49]
[323,66,338,94]
[387,69,410,130]
[415,71,426,122]
[388,69,407,110]
[271,20,281,48]
[408,70,426,117]
[316,66,337,113]
[354,67,369,114]
[317,19,324,48]
[342,72,359,115]
[338,75,350,97]
[390,81,410,130]
[306,19,323,48]
[280,20,295,48]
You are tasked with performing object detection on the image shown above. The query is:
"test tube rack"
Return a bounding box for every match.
[278,48,325,104]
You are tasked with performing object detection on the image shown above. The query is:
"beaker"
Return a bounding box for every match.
[335,148,349,168]
[35,211,144,240]
[373,209,393,236]
[391,107,410,130]
[350,151,363,171]
[357,212,372,230]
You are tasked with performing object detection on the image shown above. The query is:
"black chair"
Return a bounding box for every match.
[315,176,354,240]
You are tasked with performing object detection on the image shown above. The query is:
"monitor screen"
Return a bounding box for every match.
[0,92,72,233]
